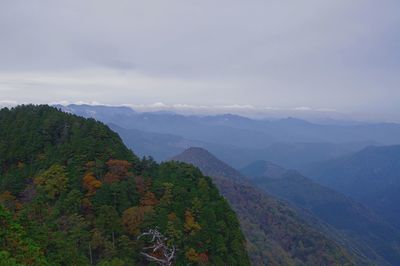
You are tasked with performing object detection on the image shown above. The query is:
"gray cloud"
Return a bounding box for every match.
[0,0,399,120]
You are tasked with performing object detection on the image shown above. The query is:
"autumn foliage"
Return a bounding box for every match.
[185,248,209,264]
[104,160,132,184]
[122,206,154,236]
[0,106,251,265]
[83,173,102,196]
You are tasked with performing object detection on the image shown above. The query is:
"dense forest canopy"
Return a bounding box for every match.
[0,105,249,265]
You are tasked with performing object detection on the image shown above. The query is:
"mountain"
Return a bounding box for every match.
[171,148,360,265]
[241,160,400,265]
[303,145,400,228]
[171,147,244,181]
[0,105,250,265]
[108,123,205,161]
[58,104,400,148]
[108,121,373,170]
[241,160,287,179]
[244,141,378,169]
[57,104,279,149]
[58,104,395,169]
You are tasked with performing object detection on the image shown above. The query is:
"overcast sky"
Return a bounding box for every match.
[0,0,399,121]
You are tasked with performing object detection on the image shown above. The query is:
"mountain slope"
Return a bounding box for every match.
[171,147,244,181]
[246,141,377,169]
[0,105,250,265]
[241,160,287,179]
[302,145,400,227]
[242,160,400,265]
[108,123,205,161]
[171,148,359,265]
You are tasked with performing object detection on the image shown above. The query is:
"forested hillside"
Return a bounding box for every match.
[242,161,400,265]
[0,105,249,265]
[172,148,360,265]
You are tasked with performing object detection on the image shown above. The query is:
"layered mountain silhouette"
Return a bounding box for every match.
[58,104,400,149]
[241,160,400,265]
[171,148,365,265]
[172,148,400,265]
[57,104,389,168]
[303,145,400,228]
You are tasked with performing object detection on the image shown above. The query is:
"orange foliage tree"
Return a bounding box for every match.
[104,160,132,184]
[134,175,150,196]
[185,248,209,264]
[140,191,159,207]
[82,173,102,197]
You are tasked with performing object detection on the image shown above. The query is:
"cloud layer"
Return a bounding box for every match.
[0,0,399,120]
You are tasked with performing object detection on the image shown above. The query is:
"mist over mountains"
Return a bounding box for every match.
[171,148,363,265]
[57,104,395,167]
[2,0,400,264]
[58,104,400,146]
[303,145,400,228]
[172,148,400,265]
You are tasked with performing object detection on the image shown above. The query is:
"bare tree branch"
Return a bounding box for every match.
[138,228,176,266]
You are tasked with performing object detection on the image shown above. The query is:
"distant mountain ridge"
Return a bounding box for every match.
[171,147,244,181]
[57,104,400,147]
[303,145,400,228]
[108,123,205,162]
[57,104,386,169]
[173,148,400,265]
[241,160,400,265]
[240,160,287,179]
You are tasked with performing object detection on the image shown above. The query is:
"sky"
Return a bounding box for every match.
[0,0,399,121]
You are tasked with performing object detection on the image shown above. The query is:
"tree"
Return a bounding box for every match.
[83,172,102,197]
[138,228,176,266]
[104,160,132,184]
[34,164,68,199]
[184,210,201,234]
[165,213,183,246]
[122,206,153,236]
[159,183,173,206]
[95,206,121,248]
[0,191,22,212]
[134,175,149,196]
[0,205,48,265]
[185,248,203,263]
[0,106,251,265]
[0,251,22,266]
[140,191,159,207]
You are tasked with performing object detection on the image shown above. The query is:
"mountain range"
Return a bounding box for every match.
[240,160,400,265]
[303,145,400,228]
[172,147,400,265]
[57,104,400,147]
[171,147,360,265]
[57,104,395,168]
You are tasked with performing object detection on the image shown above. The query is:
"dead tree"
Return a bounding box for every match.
[138,228,176,266]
